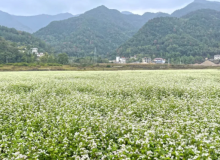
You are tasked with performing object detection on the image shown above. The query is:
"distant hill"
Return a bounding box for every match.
[116,9,220,64]
[121,12,170,29]
[0,25,51,53]
[14,13,74,33]
[34,6,169,57]
[172,0,220,17]
[0,10,74,33]
[0,10,32,32]
[121,11,134,15]
[143,12,170,19]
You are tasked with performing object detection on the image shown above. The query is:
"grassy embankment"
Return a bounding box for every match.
[0,63,220,71]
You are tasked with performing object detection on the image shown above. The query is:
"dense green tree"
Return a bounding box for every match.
[58,53,69,64]
[0,37,22,63]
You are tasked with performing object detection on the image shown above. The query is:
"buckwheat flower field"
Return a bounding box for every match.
[0,70,220,159]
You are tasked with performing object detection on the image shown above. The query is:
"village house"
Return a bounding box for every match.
[31,48,44,58]
[153,58,166,64]
[31,48,38,54]
[116,56,127,63]
[37,53,44,57]
[130,55,137,60]
[214,55,220,60]
[142,57,151,64]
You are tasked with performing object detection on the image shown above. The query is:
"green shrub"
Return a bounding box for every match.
[5,63,13,66]
[13,63,29,66]
[47,63,62,66]
[28,63,37,67]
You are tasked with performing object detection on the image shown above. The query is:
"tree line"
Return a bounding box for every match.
[0,37,69,65]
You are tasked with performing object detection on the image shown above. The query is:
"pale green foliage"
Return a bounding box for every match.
[0,70,220,159]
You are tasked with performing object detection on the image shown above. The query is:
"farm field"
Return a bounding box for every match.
[0,70,220,159]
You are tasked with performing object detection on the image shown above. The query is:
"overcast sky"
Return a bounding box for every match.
[0,0,220,16]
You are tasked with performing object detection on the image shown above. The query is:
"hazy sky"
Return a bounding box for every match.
[0,0,220,16]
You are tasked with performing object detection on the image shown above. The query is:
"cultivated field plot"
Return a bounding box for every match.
[0,70,220,159]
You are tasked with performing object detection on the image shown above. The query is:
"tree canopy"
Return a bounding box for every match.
[0,37,22,63]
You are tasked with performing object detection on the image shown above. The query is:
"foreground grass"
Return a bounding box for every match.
[0,70,220,159]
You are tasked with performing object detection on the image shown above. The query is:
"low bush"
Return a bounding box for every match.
[13,63,28,66]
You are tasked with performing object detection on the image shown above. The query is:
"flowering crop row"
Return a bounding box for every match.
[0,70,220,159]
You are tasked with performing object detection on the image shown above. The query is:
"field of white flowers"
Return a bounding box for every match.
[0,70,220,159]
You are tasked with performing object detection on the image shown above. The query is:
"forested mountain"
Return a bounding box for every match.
[116,9,220,64]
[0,25,51,53]
[0,10,73,33]
[1,0,220,34]
[34,6,169,57]
[172,0,220,17]
[34,6,137,57]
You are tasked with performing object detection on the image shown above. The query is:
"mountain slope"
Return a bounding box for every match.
[116,9,220,64]
[14,13,73,33]
[34,6,169,57]
[172,0,220,17]
[0,10,32,32]
[0,25,51,52]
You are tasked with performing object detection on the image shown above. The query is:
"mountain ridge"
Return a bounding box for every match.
[121,11,134,15]
[14,12,74,33]
[0,10,32,32]
[0,10,74,33]
[172,0,220,17]
[1,0,220,33]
